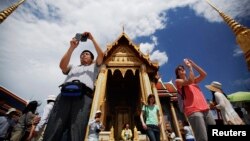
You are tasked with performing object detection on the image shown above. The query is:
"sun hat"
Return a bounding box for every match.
[205,81,223,93]
[95,110,102,114]
[6,108,16,115]
[47,95,57,101]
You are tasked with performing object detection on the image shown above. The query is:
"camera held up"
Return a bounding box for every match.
[95,124,101,133]
[75,33,89,42]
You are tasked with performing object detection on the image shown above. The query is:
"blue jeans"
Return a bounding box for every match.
[146,124,160,141]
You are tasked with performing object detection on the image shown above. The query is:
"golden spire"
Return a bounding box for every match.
[0,0,25,24]
[206,0,247,36]
[206,0,250,71]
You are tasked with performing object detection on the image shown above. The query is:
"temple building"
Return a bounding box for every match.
[86,32,185,141]
[0,86,27,117]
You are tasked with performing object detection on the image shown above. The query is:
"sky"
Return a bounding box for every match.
[0,0,250,113]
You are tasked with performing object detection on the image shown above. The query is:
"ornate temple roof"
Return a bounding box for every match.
[156,80,178,99]
[0,86,27,116]
[103,32,159,71]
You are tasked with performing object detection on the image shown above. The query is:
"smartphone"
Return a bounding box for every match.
[75,33,83,41]
[75,33,88,42]
[81,34,88,42]
[184,59,190,65]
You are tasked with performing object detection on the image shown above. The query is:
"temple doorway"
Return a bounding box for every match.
[105,69,142,140]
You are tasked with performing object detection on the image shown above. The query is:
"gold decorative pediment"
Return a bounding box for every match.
[103,32,159,71]
[105,46,143,67]
[108,67,138,77]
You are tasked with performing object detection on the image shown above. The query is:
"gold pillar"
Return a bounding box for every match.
[140,64,153,96]
[170,102,182,140]
[84,65,108,140]
[91,65,107,118]
[206,0,250,70]
[166,80,183,140]
[133,126,139,141]
[109,126,115,141]
[0,0,25,24]
[152,83,168,141]
[139,70,146,103]
[97,65,108,121]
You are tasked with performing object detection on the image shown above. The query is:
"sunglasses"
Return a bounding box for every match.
[177,67,185,71]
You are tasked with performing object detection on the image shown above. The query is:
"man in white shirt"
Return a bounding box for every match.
[33,95,56,141]
[43,32,104,141]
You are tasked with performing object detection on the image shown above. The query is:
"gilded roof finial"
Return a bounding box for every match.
[0,0,25,24]
[206,0,220,13]
[206,0,247,36]
[146,49,150,57]
[206,0,250,71]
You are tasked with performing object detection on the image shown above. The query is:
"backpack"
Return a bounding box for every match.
[177,86,185,113]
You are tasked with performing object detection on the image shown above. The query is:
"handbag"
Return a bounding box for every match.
[59,80,84,96]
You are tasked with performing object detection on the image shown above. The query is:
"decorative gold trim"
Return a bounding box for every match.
[0,0,25,24]
[206,0,247,36]
[103,32,159,70]
[206,0,250,70]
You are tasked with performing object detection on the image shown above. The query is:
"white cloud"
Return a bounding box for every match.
[139,35,167,66]
[190,0,250,22]
[158,0,250,23]
[140,36,158,54]
[0,0,249,111]
[233,46,243,57]
[233,78,250,90]
[140,42,155,55]
[0,0,169,109]
[151,50,168,66]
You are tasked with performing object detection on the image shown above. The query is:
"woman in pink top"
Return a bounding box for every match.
[175,59,215,141]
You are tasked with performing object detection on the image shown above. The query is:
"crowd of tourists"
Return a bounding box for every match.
[1,32,249,141]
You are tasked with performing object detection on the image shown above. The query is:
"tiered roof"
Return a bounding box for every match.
[103,32,159,71]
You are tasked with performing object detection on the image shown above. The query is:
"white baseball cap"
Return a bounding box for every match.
[47,95,57,101]
[95,110,102,114]
[6,108,16,115]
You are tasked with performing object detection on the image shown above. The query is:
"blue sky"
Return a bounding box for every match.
[0,0,250,112]
[151,7,250,100]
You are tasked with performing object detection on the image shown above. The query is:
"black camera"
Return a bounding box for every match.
[95,128,101,133]
[75,33,88,42]
[95,124,102,133]
[95,126,101,133]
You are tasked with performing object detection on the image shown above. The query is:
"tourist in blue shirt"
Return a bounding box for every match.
[0,108,17,141]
